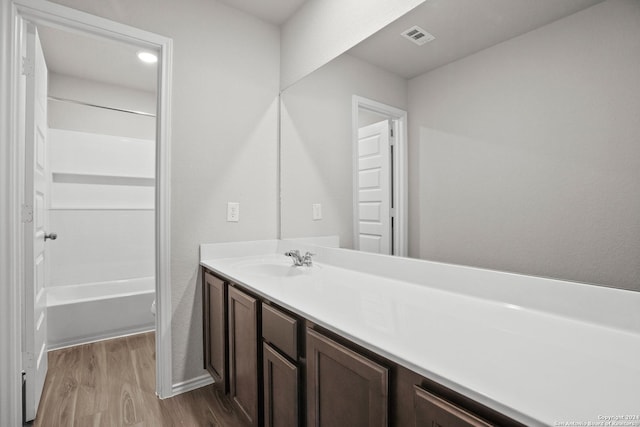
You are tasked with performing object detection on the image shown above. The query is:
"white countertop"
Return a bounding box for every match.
[200,240,640,427]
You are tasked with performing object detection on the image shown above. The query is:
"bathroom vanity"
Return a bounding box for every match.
[200,240,640,427]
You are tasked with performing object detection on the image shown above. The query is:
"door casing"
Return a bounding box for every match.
[352,95,408,257]
[4,2,174,425]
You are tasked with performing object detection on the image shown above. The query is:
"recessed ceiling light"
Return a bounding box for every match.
[137,51,158,64]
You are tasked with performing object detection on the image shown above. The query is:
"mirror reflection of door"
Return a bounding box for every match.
[357,119,393,254]
[353,97,408,257]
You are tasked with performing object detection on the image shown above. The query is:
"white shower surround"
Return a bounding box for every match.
[48,129,156,288]
[46,129,157,347]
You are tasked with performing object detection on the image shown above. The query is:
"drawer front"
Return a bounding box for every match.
[414,385,492,427]
[262,304,298,360]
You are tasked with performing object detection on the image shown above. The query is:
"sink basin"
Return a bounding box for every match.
[231,257,319,278]
[241,263,297,277]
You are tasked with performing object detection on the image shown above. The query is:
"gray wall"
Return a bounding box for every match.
[281,0,425,88]
[408,0,640,291]
[281,53,407,248]
[50,0,281,383]
[48,73,156,139]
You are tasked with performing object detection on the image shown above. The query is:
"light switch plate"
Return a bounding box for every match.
[312,203,322,220]
[227,202,239,222]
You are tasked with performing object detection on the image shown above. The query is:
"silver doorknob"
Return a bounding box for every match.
[44,232,57,241]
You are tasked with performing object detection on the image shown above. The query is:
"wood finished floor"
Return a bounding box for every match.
[33,332,246,427]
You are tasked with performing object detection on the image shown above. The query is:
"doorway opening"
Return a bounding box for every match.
[352,96,408,257]
[10,1,173,423]
[39,23,157,354]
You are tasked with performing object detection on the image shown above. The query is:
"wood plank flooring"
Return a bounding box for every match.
[33,332,247,426]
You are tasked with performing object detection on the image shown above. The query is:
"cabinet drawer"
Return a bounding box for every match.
[262,304,298,360]
[414,385,492,427]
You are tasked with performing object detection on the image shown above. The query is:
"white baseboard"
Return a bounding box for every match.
[171,373,214,396]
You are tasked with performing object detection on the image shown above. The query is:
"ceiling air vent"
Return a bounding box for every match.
[401,25,435,46]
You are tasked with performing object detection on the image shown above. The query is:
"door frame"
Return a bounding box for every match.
[3,2,173,423]
[352,96,408,257]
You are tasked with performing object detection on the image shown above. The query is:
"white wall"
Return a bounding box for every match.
[48,129,155,286]
[281,53,407,248]
[48,73,156,139]
[359,110,389,127]
[47,75,156,288]
[280,0,425,89]
[49,0,281,385]
[408,0,640,291]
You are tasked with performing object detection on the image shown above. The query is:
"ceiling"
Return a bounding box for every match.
[38,24,157,93]
[36,0,605,92]
[348,0,605,79]
[217,0,308,25]
[37,0,308,92]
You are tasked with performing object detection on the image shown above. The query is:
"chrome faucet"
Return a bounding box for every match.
[284,250,314,266]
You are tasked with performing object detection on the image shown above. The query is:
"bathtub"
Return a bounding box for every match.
[47,276,155,349]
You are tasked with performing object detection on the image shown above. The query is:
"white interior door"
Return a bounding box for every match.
[23,22,50,422]
[357,120,392,254]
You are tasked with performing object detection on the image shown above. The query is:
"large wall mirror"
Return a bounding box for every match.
[280,0,640,292]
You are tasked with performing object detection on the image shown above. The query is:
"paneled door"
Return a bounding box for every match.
[228,286,259,426]
[203,272,227,389]
[306,328,388,427]
[23,22,50,422]
[357,120,392,254]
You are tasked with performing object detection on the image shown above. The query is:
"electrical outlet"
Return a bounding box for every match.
[227,202,239,222]
[312,203,322,220]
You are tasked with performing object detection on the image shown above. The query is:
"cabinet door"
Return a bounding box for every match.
[263,343,299,427]
[228,286,259,426]
[306,328,388,427]
[414,386,492,427]
[203,272,226,388]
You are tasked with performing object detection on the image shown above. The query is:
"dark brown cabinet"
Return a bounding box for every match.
[262,303,301,427]
[306,328,389,427]
[201,267,520,427]
[262,304,298,360]
[202,271,226,387]
[414,385,492,427]
[263,342,299,427]
[228,285,260,426]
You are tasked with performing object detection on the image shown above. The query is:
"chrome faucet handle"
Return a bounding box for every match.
[302,252,315,266]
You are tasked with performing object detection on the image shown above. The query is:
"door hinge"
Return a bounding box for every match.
[390,128,394,137]
[22,371,27,425]
[22,56,34,77]
[22,352,33,370]
[21,204,33,223]
[390,208,396,218]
